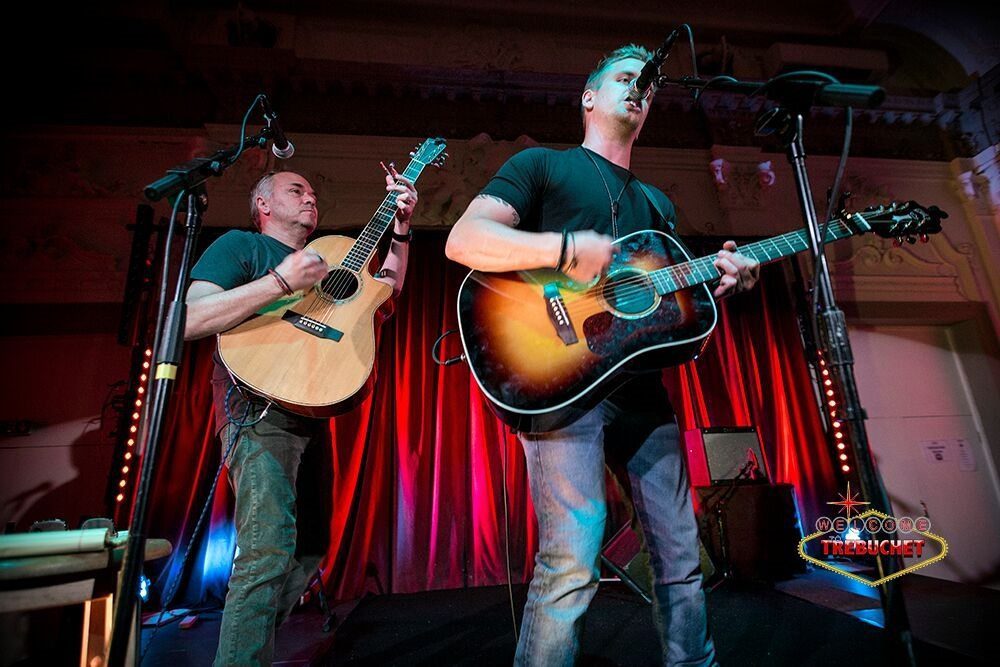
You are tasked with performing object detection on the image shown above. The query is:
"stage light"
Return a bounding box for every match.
[119,480,127,488]
[824,379,832,386]
[137,387,145,394]
[122,466,129,474]
[835,432,844,439]
[837,443,846,451]
[116,494,124,502]
[826,390,835,397]
[140,374,147,382]
[842,464,850,472]
[828,400,837,407]
[124,452,132,460]
[139,574,150,602]
[130,425,137,433]
[839,453,848,461]
[135,399,142,407]
[142,362,150,369]
[145,349,152,357]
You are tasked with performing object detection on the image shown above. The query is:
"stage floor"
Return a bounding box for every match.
[140,570,994,666]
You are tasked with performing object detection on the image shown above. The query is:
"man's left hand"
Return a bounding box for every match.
[713,240,760,298]
[386,163,418,231]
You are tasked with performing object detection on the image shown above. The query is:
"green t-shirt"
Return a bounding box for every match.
[191,230,301,423]
[190,229,296,289]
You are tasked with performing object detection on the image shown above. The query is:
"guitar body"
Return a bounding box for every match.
[458,230,718,432]
[217,233,392,418]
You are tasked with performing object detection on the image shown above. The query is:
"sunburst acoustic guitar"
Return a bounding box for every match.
[456,201,946,433]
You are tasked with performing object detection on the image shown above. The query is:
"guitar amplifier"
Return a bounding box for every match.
[683,427,769,487]
[601,523,715,602]
[695,483,807,581]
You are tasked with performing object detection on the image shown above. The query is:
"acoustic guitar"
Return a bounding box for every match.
[218,137,447,417]
[456,201,946,433]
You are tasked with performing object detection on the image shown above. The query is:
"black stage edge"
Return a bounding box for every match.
[141,573,994,666]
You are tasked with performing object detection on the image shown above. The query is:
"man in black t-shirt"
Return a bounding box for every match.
[446,45,759,666]
[185,169,417,666]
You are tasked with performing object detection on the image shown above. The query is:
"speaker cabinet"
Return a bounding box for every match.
[695,483,806,582]
[601,523,716,602]
[684,427,770,487]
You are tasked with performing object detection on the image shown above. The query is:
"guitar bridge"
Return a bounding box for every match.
[543,283,578,345]
[282,310,343,341]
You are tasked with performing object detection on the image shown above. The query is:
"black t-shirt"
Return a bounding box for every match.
[480,146,677,416]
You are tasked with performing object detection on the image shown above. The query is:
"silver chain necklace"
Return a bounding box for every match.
[581,146,632,239]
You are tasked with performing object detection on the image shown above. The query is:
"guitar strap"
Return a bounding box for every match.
[636,182,699,261]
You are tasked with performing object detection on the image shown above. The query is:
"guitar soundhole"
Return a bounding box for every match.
[603,269,658,319]
[318,269,360,301]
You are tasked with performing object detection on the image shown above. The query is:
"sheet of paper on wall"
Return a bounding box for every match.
[921,440,951,464]
[953,438,976,472]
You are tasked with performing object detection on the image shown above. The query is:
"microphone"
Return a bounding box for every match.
[626,30,680,103]
[260,95,295,160]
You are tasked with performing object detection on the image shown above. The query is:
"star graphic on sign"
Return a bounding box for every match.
[827,481,870,519]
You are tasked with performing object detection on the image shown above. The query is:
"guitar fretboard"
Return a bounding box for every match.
[341,160,427,272]
[649,219,857,294]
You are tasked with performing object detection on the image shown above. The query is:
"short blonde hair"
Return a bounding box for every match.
[581,44,653,124]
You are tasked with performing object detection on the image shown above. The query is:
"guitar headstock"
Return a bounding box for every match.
[409,137,448,168]
[858,201,948,245]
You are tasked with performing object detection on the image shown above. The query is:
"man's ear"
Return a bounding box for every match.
[256,195,269,218]
[581,89,595,112]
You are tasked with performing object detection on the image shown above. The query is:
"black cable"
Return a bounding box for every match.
[139,387,272,665]
[808,106,854,340]
[501,426,519,645]
[679,23,697,79]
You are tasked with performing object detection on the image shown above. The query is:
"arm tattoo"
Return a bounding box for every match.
[475,193,520,226]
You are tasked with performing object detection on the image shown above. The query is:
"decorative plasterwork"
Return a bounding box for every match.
[830,233,979,304]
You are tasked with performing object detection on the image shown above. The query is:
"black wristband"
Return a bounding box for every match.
[391,228,413,243]
[556,229,568,270]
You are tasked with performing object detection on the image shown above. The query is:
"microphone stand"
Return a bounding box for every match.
[106,128,272,667]
[658,73,914,665]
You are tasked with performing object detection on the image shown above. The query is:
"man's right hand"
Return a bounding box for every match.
[274,249,330,292]
[563,230,616,284]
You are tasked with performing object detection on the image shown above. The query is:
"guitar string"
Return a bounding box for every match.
[311,157,426,326]
[546,220,856,317]
[317,158,423,306]
[315,164,415,316]
[267,166,416,403]
[538,220,867,320]
[270,149,434,402]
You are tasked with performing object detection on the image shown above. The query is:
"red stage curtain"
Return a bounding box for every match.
[145,233,836,608]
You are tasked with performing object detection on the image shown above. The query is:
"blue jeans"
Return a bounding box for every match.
[213,398,327,667]
[516,401,716,666]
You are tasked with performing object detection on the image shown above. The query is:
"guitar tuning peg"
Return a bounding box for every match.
[409,151,415,157]
[892,237,902,248]
[920,233,929,243]
[905,235,917,244]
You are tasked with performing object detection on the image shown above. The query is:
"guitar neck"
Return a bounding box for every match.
[650,219,859,294]
[341,159,427,272]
